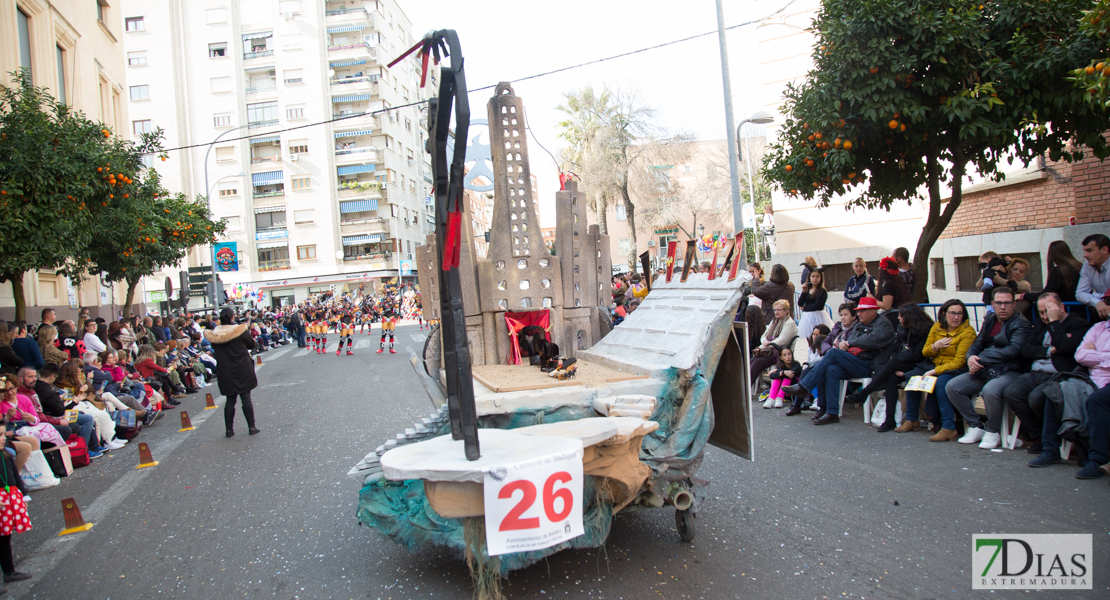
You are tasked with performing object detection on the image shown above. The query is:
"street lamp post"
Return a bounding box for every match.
[202,124,251,308]
[737,110,775,262]
[714,0,745,265]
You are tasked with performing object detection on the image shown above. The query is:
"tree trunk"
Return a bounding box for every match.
[123,275,140,319]
[911,150,966,303]
[8,272,26,321]
[620,178,637,270]
[596,191,609,236]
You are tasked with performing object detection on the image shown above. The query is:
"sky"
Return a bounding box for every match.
[409,0,784,226]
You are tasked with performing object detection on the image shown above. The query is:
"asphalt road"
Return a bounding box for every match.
[8,323,1108,599]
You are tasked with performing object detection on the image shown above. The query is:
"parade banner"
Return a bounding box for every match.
[483,446,584,556]
[708,243,720,281]
[639,251,652,291]
[215,242,239,272]
[664,241,678,283]
[680,240,697,283]
[728,231,745,282]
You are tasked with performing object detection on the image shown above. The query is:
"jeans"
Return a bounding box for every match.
[1085,384,1110,466]
[798,349,872,416]
[73,412,95,448]
[1002,371,1054,442]
[904,371,960,430]
[946,371,1021,433]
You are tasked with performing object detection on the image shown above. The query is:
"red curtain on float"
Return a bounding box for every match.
[504,310,550,365]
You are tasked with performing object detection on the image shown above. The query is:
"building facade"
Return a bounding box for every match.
[0,0,139,320]
[121,0,432,308]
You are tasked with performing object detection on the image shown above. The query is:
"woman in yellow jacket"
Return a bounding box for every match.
[899,299,977,440]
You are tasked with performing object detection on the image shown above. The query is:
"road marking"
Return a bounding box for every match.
[411,334,427,342]
[266,349,290,361]
[355,339,370,349]
[294,348,311,357]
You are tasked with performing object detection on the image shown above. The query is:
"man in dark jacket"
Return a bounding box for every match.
[1003,293,1091,454]
[204,308,260,438]
[947,287,1033,449]
[783,296,897,425]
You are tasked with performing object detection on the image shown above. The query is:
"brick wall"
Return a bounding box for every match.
[939,154,1109,239]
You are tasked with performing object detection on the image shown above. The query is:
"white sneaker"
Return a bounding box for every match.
[958,427,986,444]
[762,397,774,409]
[978,431,1001,449]
[773,398,783,408]
[108,440,126,450]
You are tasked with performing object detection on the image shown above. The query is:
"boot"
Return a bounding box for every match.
[242,397,260,436]
[876,420,897,433]
[895,420,920,433]
[224,400,237,437]
[929,428,958,442]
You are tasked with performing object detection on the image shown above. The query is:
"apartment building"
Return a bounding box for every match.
[751,0,1109,307]
[121,0,432,308]
[0,0,135,320]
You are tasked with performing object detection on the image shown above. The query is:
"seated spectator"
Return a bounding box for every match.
[1030,316,1110,478]
[819,304,858,359]
[16,366,73,442]
[876,257,912,320]
[1022,240,1082,307]
[82,319,107,354]
[1003,293,1090,455]
[975,251,1012,305]
[8,322,42,372]
[805,324,831,367]
[1,373,64,448]
[54,362,123,452]
[28,364,109,454]
[35,324,69,367]
[81,352,154,424]
[625,274,649,301]
[900,299,978,441]
[749,300,798,386]
[752,264,795,325]
[846,303,935,431]
[946,287,1033,449]
[54,321,85,360]
[1077,233,1110,320]
[765,347,800,410]
[798,268,833,341]
[1005,257,1034,316]
[0,323,23,376]
[844,258,876,304]
[782,296,897,425]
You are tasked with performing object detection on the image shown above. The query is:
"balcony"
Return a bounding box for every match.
[253,188,285,199]
[334,146,379,164]
[250,156,282,166]
[243,49,274,60]
[329,75,377,94]
[246,84,277,95]
[257,259,291,272]
[248,120,278,130]
[255,227,288,240]
[337,182,384,199]
[344,250,392,263]
[325,6,372,24]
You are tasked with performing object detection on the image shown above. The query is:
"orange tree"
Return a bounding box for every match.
[0,70,151,319]
[1069,0,1110,109]
[761,0,1110,301]
[83,160,224,318]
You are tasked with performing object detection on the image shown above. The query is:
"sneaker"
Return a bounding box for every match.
[337,349,342,356]
[376,348,384,354]
[389,348,396,354]
[88,449,103,459]
[762,397,774,409]
[108,440,126,450]
[773,398,783,408]
[1027,453,1063,468]
[978,431,1002,449]
[958,427,986,444]
[21,496,30,503]
[346,350,353,355]
[1075,462,1104,479]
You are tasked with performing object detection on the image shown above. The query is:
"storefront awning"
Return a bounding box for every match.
[335,129,372,138]
[243,64,275,72]
[332,94,369,103]
[242,31,273,40]
[252,170,283,185]
[342,234,381,246]
[330,59,366,68]
[256,240,287,249]
[327,25,365,34]
[253,205,285,214]
[337,164,375,176]
[249,135,279,144]
[339,199,378,213]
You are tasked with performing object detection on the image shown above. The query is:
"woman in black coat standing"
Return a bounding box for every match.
[204,308,260,438]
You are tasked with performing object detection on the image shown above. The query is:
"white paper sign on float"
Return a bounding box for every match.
[482,444,585,556]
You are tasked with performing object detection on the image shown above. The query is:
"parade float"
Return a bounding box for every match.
[348,30,754,598]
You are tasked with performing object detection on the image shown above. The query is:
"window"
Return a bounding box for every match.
[125,17,144,32]
[17,9,31,79]
[615,204,627,221]
[97,0,107,23]
[278,0,301,14]
[619,238,631,254]
[286,105,305,120]
[213,113,231,127]
[218,182,239,197]
[255,211,286,229]
[293,209,314,224]
[288,140,308,153]
[391,204,399,218]
[291,176,310,190]
[283,69,302,84]
[820,262,878,292]
[281,34,303,50]
[132,120,152,135]
[206,8,228,24]
[127,51,146,66]
[931,258,947,290]
[140,154,154,168]
[56,46,67,104]
[956,252,1043,292]
[129,85,149,101]
[297,245,316,260]
[214,146,235,162]
[210,76,231,93]
[247,101,278,124]
[684,165,692,174]
[208,42,227,58]
[410,181,416,194]
[405,118,412,132]
[411,210,418,224]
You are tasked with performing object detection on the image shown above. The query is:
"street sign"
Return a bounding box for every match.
[482,445,584,556]
[150,291,167,302]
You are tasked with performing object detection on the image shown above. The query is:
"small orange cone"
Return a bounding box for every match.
[58,498,94,536]
[205,393,216,410]
[179,411,196,432]
[135,442,158,469]
[255,355,263,366]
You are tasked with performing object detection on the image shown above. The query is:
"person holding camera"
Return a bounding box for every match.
[204,308,260,438]
[946,286,1033,449]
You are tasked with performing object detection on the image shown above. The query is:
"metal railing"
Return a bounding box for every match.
[252,189,284,199]
[344,250,392,262]
[334,146,375,157]
[327,41,369,52]
[325,7,368,17]
[248,119,278,129]
[246,85,276,94]
[250,156,281,164]
[329,75,374,86]
[243,49,274,60]
[795,296,1098,333]
[257,260,291,271]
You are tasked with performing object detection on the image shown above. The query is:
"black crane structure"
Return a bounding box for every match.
[400,30,481,460]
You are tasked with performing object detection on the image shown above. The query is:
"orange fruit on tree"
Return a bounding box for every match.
[784,164,793,172]
[1087,66,1096,75]
[815,132,823,140]
[843,141,853,150]
[848,172,857,179]
[834,138,842,148]
[900,123,907,132]
[889,120,899,129]
[808,134,815,142]
[1096,62,1105,71]
[869,67,879,74]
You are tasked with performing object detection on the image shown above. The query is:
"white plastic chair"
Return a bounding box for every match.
[837,377,873,423]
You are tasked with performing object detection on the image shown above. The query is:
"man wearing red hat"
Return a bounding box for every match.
[783,296,897,425]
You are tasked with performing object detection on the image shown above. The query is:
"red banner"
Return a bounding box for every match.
[727,231,745,282]
[664,241,678,283]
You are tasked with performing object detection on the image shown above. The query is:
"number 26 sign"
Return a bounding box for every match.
[483,444,584,556]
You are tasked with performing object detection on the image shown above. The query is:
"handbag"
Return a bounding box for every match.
[19,449,60,490]
[43,445,73,478]
[113,409,137,428]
